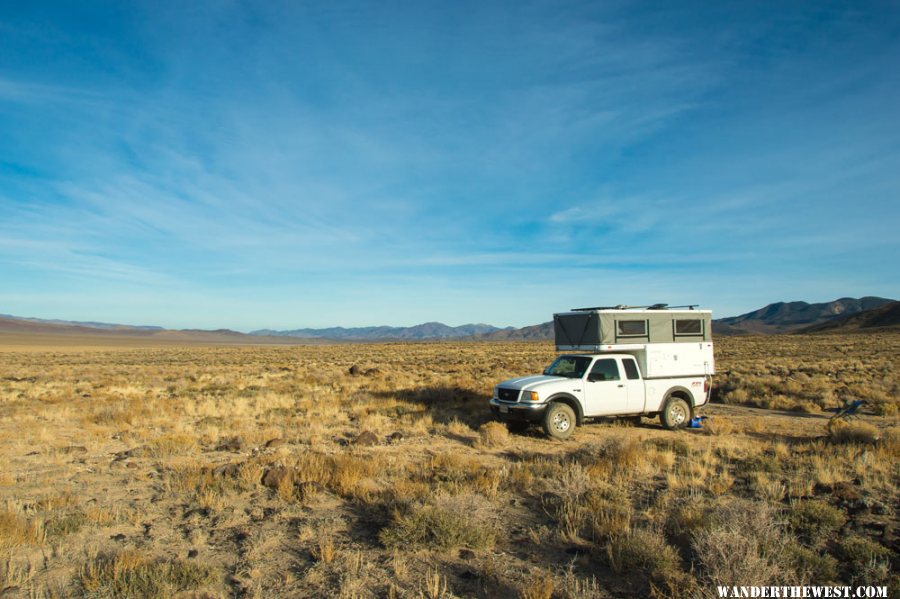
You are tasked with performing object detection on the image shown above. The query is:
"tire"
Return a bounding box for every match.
[543,402,576,440]
[506,420,530,433]
[661,395,692,430]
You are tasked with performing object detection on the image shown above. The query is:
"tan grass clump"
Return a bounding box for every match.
[519,569,555,599]
[477,421,509,448]
[0,508,45,550]
[829,421,880,445]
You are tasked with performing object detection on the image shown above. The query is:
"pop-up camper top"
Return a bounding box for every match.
[553,305,714,378]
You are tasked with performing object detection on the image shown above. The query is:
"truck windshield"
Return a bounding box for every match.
[543,356,592,378]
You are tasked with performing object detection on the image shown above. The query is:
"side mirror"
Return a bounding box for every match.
[587,373,604,382]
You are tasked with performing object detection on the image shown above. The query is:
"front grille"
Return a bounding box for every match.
[497,387,520,402]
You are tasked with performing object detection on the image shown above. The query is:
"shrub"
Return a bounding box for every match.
[380,496,495,551]
[836,535,892,584]
[692,500,791,589]
[586,485,632,540]
[787,544,838,584]
[606,528,686,594]
[79,551,219,598]
[478,421,509,448]
[541,463,591,539]
[45,510,88,539]
[788,500,845,546]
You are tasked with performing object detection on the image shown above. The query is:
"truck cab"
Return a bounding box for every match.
[490,304,714,439]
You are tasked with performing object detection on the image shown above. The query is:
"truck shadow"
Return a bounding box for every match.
[370,386,492,427]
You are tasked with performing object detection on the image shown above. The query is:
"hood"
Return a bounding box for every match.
[497,375,569,390]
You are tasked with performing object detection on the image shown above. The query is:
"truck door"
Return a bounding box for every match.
[583,358,629,416]
[620,357,646,414]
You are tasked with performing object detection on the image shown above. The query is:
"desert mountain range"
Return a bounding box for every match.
[1,297,897,342]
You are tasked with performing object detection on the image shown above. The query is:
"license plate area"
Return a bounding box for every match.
[499,405,509,414]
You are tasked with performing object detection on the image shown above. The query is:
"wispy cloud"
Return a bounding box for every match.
[0,1,897,328]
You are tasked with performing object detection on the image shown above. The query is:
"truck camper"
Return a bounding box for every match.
[490,304,714,439]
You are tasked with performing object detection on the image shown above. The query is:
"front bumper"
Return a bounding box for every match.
[489,397,547,423]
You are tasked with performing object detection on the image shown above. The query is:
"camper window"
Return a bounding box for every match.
[616,320,648,338]
[674,319,704,336]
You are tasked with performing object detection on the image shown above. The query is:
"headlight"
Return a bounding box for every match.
[526,391,539,401]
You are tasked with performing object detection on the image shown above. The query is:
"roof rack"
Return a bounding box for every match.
[571,304,699,312]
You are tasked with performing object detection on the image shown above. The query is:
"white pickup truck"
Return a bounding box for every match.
[489,305,714,439]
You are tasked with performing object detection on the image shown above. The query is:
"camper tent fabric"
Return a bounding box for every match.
[554,310,711,349]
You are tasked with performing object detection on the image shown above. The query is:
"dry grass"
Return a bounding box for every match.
[0,333,897,596]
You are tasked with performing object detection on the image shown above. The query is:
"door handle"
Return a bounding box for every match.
[617,384,624,388]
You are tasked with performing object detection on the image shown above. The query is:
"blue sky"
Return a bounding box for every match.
[1,1,898,330]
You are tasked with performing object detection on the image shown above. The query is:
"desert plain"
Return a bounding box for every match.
[0,332,897,598]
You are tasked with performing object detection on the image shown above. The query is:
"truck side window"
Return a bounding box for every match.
[589,359,620,381]
[622,359,641,380]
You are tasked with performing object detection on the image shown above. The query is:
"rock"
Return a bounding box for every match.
[187,549,199,559]
[833,481,861,502]
[348,365,362,376]
[353,431,378,446]
[264,438,285,449]
[216,436,244,452]
[248,507,265,521]
[114,446,146,460]
[387,431,403,443]
[262,466,293,489]
[110,533,126,542]
[458,548,475,560]
[214,463,242,478]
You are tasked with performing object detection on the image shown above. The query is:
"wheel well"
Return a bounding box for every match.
[547,394,583,425]
[664,386,694,405]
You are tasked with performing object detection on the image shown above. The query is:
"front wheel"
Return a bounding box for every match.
[661,395,692,430]
[543,402,576,440]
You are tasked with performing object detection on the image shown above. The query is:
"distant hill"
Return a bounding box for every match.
[0,313,163,333]
[250,322,509,340]
[712,297,894,335]
[797,301,900,333]
[0,315,308,344]
[474,321,554,341]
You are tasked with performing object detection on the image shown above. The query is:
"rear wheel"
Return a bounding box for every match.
[543,402,576,440]
[661,395,691,430]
